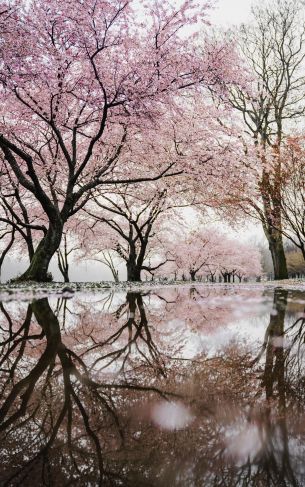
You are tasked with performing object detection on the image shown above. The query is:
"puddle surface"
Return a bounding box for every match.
[0,286,305,486]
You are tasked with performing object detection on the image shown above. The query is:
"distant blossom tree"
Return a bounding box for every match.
[80,183,178,281]
[158,227,262,282]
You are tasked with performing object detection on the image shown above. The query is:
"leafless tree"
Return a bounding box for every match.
[229,0,305,279]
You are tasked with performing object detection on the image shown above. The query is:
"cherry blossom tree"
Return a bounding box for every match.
[76,93,246,283]
[158,227,262,282]
[219,240,262,283]
[80,183,178,281]
[0,0,239,282]
[155,227,221,281]
[171,229,226,281]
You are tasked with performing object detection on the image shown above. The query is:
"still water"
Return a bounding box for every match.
[0,285,305,486]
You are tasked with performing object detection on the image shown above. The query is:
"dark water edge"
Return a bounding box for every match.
[0,286,305,486]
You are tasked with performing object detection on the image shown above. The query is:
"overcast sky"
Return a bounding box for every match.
[210,0,253,26]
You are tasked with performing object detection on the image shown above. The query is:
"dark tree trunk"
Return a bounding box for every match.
[126,252,141,282]
[260,168,288,281]
[127,265,141,281]
[268,233,288,280]
[126,240,146,282]
[190,270,196,282]
[62,270,70,283]
[16,220,63,282]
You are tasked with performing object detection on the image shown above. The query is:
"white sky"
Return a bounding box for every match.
[210,0,253,26]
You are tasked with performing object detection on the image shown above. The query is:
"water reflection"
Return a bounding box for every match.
[225,289,300,487]
[0,287,304,486]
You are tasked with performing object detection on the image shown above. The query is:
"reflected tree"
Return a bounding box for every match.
[0,297,176,486]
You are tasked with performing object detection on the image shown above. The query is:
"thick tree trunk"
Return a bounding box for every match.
[127,266,141,281]
[126,257,141,282]
[190,270,196,281]
[268,233,288,280]
[260,167,288,281]
[126,239,150,282]
[126,241,143,282]
[16,220,63,282]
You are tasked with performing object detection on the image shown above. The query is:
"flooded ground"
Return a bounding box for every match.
[0,285,305,486]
